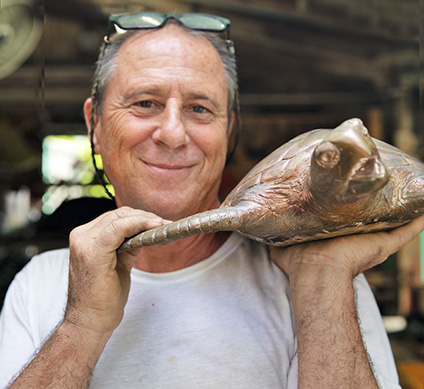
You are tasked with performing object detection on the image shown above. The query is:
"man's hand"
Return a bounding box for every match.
[65,206,168,337]
[270,215,424,279]
[269,215,424,388]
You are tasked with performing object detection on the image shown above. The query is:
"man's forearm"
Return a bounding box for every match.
[290,266,379,388]
[9,320,110,389]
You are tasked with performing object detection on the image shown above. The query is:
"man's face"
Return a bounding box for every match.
[92,25,231,220]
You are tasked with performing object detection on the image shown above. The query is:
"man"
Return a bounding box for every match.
[1,12,423,388]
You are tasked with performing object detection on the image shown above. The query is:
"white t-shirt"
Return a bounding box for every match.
[0,233,400,388]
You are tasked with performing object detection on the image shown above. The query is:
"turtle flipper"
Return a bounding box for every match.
[118,207,241,252]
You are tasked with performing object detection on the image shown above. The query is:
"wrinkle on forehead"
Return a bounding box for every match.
[118,24,224,67]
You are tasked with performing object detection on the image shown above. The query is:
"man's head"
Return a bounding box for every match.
[83,16,239,220]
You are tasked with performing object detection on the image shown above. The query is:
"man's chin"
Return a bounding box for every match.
[115,197,198,221]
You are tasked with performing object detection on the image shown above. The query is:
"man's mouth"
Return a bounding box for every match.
[143,160,194,171]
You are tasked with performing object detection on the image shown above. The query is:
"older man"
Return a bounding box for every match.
[1,12,423,388]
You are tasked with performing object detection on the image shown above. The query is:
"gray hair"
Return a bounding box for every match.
[91,21,239,118]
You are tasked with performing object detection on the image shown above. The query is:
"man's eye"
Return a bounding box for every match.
[137,101,153,108]
[192,105,208,114]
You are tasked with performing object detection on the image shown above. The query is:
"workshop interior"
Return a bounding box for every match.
[0,0,422,386]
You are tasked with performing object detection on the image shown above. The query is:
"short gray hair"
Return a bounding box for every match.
[91,20,239,117]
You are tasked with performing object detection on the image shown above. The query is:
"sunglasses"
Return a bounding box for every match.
[104,12,235,54]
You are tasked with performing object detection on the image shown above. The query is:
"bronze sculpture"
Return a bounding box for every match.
[118,118,424,252]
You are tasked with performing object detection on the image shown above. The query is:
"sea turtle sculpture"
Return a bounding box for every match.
[118,118,424,253]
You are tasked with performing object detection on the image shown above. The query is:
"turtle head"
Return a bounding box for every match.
[310,118,390,200]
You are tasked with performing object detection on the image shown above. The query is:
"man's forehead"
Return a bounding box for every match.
[119,23,217,56]
[113,25,226,84]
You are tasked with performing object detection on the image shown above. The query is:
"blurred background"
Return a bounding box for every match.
[0,0,422,386]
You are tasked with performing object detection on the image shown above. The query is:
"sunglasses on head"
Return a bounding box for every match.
[104,12,235,54]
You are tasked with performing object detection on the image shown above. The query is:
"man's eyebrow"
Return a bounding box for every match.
[186,92,220,109]
[123,87,163,100]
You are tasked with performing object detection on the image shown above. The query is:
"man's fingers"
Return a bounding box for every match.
[382,214,424,256]
[96,208,166,250]
[70,207,168,253]
[270,214,424,277]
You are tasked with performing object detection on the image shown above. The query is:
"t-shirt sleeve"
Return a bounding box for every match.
[354,273,401,389]
[0,250,69,388]
[0,267,39,387]
[286,345,298,388]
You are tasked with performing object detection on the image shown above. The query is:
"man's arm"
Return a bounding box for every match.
[9,207,167,388]
[271,215,424,388]
[9,321,110,388]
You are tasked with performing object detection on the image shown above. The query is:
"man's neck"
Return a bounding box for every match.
[132,231,231,273]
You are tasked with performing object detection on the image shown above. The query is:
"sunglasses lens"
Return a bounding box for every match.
[111,12,229,32]
[115,12,165,28]
[179,14,228,31]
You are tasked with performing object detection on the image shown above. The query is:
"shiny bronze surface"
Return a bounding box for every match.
[118,118,424,252]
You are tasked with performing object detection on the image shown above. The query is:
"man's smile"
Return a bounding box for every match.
[142,160,196,173]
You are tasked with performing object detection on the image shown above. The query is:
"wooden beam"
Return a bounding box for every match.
[173,0,417,42]
[240,91,387,107]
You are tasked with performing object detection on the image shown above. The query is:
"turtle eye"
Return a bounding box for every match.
[314,141,341,169]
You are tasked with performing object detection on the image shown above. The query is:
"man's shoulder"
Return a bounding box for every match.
[15,248,70,285]
[8,248,70,319]
[226,233,290,287]
[233,234,278,267]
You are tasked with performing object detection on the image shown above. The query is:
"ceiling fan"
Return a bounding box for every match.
[0,0,44,79]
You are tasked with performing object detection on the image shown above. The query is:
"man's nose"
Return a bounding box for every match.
[152,102,189,150]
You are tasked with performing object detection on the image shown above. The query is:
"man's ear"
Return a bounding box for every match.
[83,97,101,154]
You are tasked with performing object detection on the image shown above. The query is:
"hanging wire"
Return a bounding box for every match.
[89,82,115,201]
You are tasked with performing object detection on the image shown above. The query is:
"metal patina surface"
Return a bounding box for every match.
[118,118,424,252]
